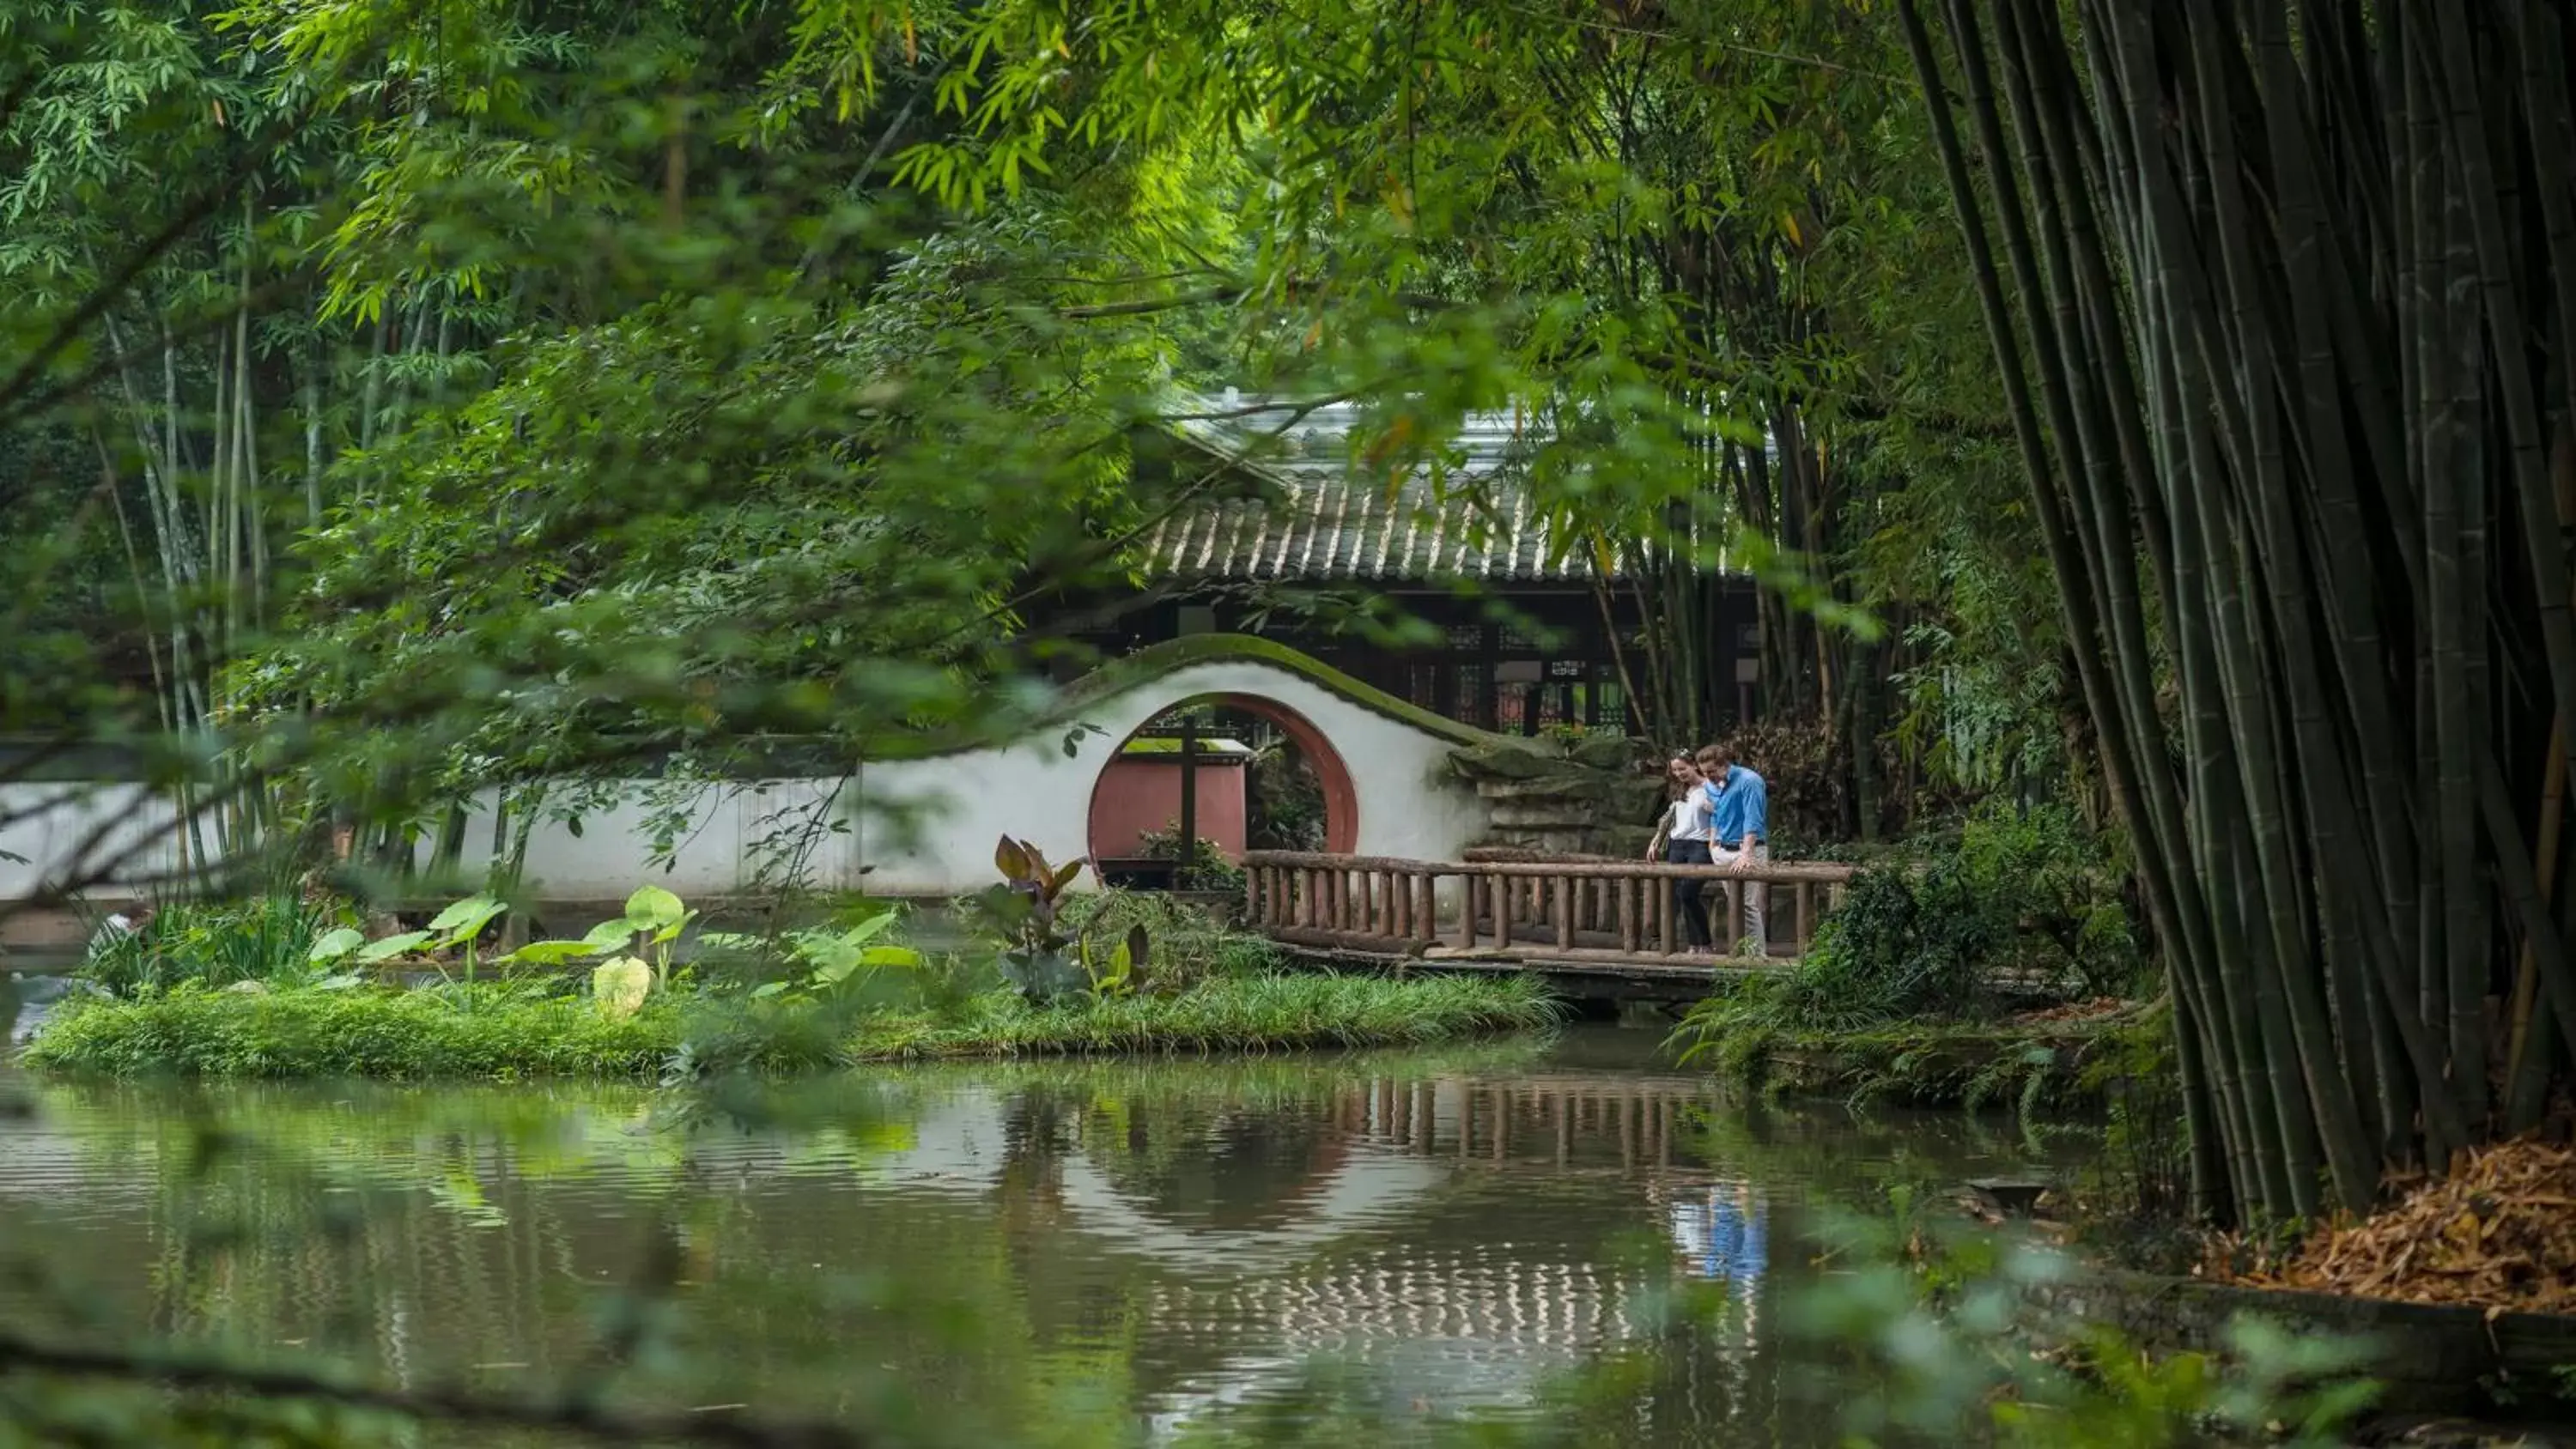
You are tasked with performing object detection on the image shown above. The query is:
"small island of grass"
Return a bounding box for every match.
[21,878,1558,1082]
[22,972,1557,1081]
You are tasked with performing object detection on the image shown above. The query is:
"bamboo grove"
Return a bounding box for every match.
[1897,0,2576,1219]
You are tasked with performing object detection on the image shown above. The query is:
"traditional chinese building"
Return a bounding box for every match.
[1040,393,1767,737]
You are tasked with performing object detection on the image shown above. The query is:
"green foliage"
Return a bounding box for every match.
[1712,865,1992,1039]
[1133,821,1247,892]
[22,982,683,1080]
[2071,1006,2196,1240]
[702,905,925,999]
[842,971,1560,1061]
[79,896,350,998]
[1796,1203,2379,1447]
[1057,888,1283,990]
[982,833,1092,1004]
[1686,802,2142,1055]
[25,970,1557,1078]
[1247,738,1330,852]
[1671,1005,2131,1118]
[1949,801,2144,998]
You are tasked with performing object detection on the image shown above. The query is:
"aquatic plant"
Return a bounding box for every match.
[79,894,347,998]
[841,971,1561,1061]
[976,835,1156,1004]
[1058,888,1280,988]
[22,973,1561,1081]
[982,834,1091,1004]
[700,904,927,1002]
[21,982,683,1081]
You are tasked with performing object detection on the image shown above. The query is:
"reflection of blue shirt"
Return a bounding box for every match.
[1701,767,1769,847]
[1674,1191,1768,1285]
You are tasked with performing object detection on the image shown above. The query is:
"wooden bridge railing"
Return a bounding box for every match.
[1240,851,1857,966]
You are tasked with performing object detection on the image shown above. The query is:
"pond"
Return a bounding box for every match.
[0,1024,2076,1446]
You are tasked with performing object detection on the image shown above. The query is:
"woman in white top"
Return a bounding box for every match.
[1645,757,1715,950]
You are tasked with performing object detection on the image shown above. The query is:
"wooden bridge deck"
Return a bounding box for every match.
[1241,851,1857,991]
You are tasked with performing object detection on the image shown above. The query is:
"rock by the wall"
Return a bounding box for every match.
[1447,737,1661,859]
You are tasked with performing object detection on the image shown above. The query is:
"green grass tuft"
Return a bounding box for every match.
[22,985,686,1081]
[844,972,1561,1061]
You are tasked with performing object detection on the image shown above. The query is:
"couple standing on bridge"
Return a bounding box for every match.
[1645,745,1771,957]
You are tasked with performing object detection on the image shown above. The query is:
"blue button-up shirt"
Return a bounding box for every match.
[1701,765,1769,847]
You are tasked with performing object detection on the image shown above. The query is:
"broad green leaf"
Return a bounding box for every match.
[841,912,899,946]
[307,927,366,963]
[582,918,641,950]
[503,938,607,965]
[1048,858,1086,895]
[624,884,686,929]
[749,980,789,998]
[428,894,507,940]
[859,945,921,968]
[355,930,434,963]
[592,956,653,1021]
[650,907,700,945]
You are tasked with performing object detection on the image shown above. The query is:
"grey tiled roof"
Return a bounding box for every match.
[1143,393,1593,583]
[1142,391,1741,584]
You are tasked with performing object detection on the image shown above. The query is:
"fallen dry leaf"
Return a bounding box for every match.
[2219,1137,2576,1315]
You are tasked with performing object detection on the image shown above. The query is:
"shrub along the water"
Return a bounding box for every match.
[843,972,1560,1060]
[22,972,1561,1081]
[22,984,690,1081]
[80,894,342,997]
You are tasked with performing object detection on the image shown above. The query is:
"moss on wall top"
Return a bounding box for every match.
[1044,634,1504,749]
[560,636,1507,772]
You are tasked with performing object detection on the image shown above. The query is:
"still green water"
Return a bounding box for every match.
[0,1025,2071,1446]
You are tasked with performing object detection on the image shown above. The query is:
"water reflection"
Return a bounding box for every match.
[0,1029,2059,1446]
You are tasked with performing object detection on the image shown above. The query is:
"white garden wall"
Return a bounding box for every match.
[0,646,1493,909]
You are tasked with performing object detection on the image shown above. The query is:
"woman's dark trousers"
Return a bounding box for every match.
[1666,839,1713,948]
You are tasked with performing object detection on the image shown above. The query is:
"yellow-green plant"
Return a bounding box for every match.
[502,886,702,993]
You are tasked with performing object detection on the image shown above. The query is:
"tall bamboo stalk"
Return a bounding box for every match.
[1901,0,2576,1220]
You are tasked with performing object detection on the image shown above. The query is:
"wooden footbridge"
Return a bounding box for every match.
[1241,851,1856,998]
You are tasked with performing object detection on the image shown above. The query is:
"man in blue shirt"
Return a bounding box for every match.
[1694,745,1770,957]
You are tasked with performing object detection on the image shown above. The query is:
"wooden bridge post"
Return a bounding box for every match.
[1553,874,1575,949]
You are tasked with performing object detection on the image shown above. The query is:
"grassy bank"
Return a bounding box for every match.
[1692,1014,2125,1110]
[1676,991,2166,1113]
[21,987,694,1081]
[843,973,1559,1060]
[21,973,1560,1081]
